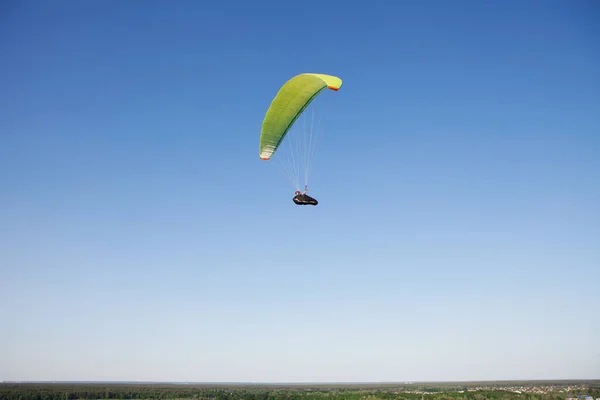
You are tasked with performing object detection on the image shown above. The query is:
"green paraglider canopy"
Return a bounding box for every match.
[259,73,342,161]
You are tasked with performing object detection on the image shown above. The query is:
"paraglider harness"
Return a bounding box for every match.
[293,186,318,206]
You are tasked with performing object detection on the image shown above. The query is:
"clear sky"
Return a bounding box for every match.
[1,0,599,383]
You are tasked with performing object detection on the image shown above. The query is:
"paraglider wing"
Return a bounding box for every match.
[259,73,342,161]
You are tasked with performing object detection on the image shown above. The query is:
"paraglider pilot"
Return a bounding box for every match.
[293,185,318,206]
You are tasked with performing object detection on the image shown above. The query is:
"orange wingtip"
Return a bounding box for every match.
[327,86,339,91]
[260,156,270,160]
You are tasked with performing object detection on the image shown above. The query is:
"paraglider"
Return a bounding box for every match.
[259,73,342,206]
[293,186,318,206]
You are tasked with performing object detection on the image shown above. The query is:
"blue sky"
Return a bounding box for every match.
[1,0,599,382]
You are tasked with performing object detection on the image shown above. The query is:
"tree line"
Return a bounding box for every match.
[0,384,597,400]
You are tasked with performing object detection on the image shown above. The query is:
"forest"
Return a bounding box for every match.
[1,381,598,400]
